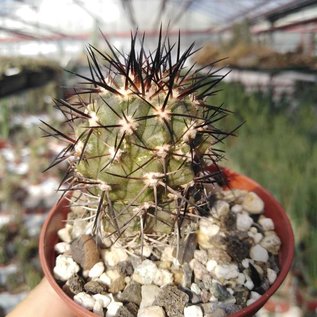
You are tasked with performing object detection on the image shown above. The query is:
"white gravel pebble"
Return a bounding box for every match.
[244,273,255,290]
[93,299,104,316]
[267,268,277,285]
[242,192,264,214]
[153,268,173,286]
[57,225,73,243]
[237,273,246,285]
[73,292,96,310]
[250,291,261,300]
[214,264,239,280]
[211,200,230,217]
[88,261,105,279]
[206,259,217,272]
[138,306,166,317]
[106,301,123,317]
[92,294,112,307]
[54,242,70,254]
[194,249,208,264]
[231,204,243,213]
[237,213,254,231]
[98,272,112,286]
[133,259,158,284]
[102,247,128,267]
[258,217,275,231]
[53,255,80,281]
[191,283,201,295]
[250,244,269,262]
[140,285,161,308]
[184,305,203,317]
[199,218,220,237]
[260,232,281,255]
[246,298,257,306]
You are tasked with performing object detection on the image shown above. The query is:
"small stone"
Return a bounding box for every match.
[199,218,220,237]
[93,293,112,307]
[153,285,189,317]
[190,283,201,295]
[109,276,126,293]
[116,306,136,317]
[236,273,246,285]
[225,232,252,262]
[205,308,226,317]
[246,298,256,306]
[140,284,160,308]
[214,264,239,280]
[182,263,193,288]
[99,272,112,286]
[93,299,104,316]
[250,291,261,300]
[106,301,124,317]
[57,225,73,243]
[211,200,230,217]
[210,283,231,301]
[137,306,166,317]
[88,261,105,278]
[218,303,241,315]
[65,274,84,295]
[258,217,275,231]
[161,246,175,262]
[189,259,208,280]
[125,302,139,316]
[260,232,281,255]
[54,242,71,254]
[184,305,203,317]
[153,268,174,287]
[267,268,277,285]
[118,283,142,305]
[242,258,251,269]
[202,274,213,290]
[231,204,243,213]
[177,233,197,264]
[250,244,269,262]
[236,213,253,231]
[207,248,232,264]
[206,259,217,272]
[118,261,134,276]
[191,293,201,304]
[194,250,208,264]
[71,219,93,238]
[200,289,210,303]
[84,280,106,294]
[242,192,264,214]
[243,273,254,290]
[132,259,158,285]
[53,254,80,281]
[234,286,249,306]
[102,247,129,267]
[73,292,96,310]
[71,234,100,270]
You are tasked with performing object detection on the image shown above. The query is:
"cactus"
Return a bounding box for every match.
[43,31,238,251]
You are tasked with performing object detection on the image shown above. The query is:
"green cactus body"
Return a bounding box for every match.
[44,32,235,247]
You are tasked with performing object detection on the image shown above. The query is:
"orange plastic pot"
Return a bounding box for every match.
[39,168,294,317]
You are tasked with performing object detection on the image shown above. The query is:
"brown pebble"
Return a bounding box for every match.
[70,234,100,270]
[109,276,126,293]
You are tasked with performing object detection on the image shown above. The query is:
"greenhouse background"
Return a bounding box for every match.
[0,0,316,316]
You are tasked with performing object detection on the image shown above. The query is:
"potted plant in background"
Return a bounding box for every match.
[39,31,294,317]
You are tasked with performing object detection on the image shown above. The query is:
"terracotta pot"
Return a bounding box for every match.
[39,168,294,317]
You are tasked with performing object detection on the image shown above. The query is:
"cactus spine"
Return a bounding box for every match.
[44,31,237,250]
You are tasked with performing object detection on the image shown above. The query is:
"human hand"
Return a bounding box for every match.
[7,278,76,317]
